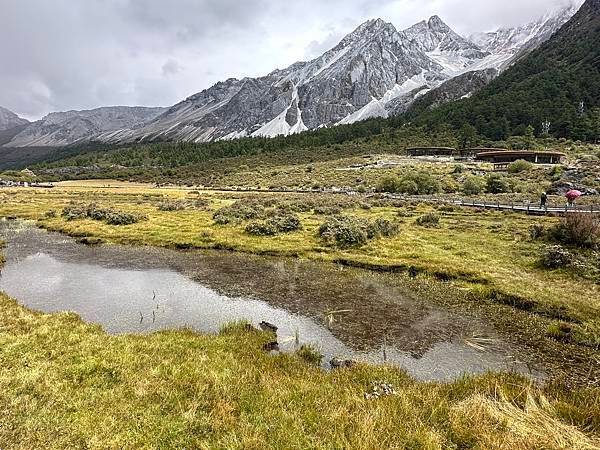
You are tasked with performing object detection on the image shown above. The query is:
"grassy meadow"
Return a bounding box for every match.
[1,291,600,449]
[1,186,598,341]
[1,184,599,448]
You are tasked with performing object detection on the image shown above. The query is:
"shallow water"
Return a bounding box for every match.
[0,220,545,381]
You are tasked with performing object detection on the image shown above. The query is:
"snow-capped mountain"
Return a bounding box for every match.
[0,107,29,132]
[469,2,581,65]
[7,106,166,147]
[404,15,491,75]
[4,3,580,147]
[93,18,447,144]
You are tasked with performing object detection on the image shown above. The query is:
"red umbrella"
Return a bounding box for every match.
[565,190,583,201]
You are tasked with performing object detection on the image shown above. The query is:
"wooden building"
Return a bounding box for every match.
[475,150,566,165]
[406,147,456,157]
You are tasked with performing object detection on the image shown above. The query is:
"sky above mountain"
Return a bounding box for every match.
[0,0,581,120]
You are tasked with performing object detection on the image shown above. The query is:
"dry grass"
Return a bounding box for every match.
[1,187,597,328]
[452,393,600,449]
[0,291,598,449]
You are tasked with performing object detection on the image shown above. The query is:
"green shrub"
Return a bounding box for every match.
[462,176,485,195]
[103,211,143,226]
[453,164,465,174]
[367,218,400,238]
[213,200,265,225]
[539,245,573,269]
[62,203,146,225]
[245,222,279,236]
[318,216,369,248]
[415,213,440,228]
[158,200,187,211]
[245,212,302,237]
[159,199,209,211]
[507,159,533,173]
[376,172,440,195]
[437,205,456,213]
[486,174,511,194]
[548,213,600,248]
[375,176,401,193]
[268,213,302,233]
[62,204,89,221]
[398,171,441,195]
[529,224,546,240]
[314,205,343,215]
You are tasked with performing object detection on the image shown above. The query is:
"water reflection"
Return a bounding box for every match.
[0,220,544,381]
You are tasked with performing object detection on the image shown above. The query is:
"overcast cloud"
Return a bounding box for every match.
[0,0,580,120]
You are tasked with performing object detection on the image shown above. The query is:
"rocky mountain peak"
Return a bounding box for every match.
[427,15,451,32]
[338,18,400,47]
[2,3,583,147]
[404,15,485,57]
[0,107,29,132]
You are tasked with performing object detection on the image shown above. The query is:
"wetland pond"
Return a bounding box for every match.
[0,220,546,381]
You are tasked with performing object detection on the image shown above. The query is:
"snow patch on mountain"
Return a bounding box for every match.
[3,2,582,147]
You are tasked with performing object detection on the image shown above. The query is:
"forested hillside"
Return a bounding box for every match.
[410,0,600,141]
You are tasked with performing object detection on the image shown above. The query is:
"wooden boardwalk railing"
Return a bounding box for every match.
[387,194,599,216]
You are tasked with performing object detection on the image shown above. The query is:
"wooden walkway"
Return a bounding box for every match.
[388,195,599,216]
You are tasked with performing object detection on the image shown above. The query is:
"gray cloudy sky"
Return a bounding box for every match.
[0,0,578,120]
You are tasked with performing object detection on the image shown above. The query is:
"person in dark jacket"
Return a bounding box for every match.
[540,192,548,209]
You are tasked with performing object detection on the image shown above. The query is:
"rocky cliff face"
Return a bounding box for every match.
[4,3,581,147]
[0,107,29,132]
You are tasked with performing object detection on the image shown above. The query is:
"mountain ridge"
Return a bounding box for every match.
[3,4,580,148]
[0,107,29,132]
[411,0,600,140]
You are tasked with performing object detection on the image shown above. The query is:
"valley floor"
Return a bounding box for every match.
[1,290,599,449]
[0,185,599,448]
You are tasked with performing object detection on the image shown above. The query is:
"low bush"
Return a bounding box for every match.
[375,175,401,193]
[318,215,400,248]
[158,200,187,211]
[507,159,533,173]
[529,223,546,240]
[245,222,279,236]
[268,213,302,233]
[539,245,573,269]
[62,204,89,221]
[62,203,146,226]
[246,212,302,237]
[462,176,485,195]
[213,200,265,225]
[398,171,441,195]
[314,205,343,215]
[548,213,600,248]
[318,216,369,248]
[376,172,440,195]
[103,211,143,226]
[415,213,440,228]
[367,217,400,239]
[158,198,209,211]
[486,174,511,194]
[437,205,456,212]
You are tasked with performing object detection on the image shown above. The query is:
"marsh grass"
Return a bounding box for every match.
[0,292,598,449]
[1,187,599,347]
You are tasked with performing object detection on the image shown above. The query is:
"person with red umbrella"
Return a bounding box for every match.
[565,189,583,207]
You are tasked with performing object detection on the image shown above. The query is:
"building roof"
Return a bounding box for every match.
[406,147,456,151]
[476,150,566,158]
